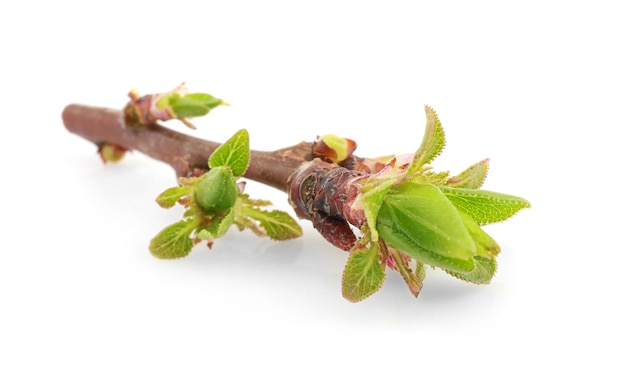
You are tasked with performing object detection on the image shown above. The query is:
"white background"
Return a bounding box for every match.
[1,1,624,375]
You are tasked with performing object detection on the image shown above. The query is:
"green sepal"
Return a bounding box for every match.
[447,159,490,189]
[439,186,531,225]
[149,220,195,259]
[407,105,446,175]
[445,256,497,284]
[209,129,250,177]
[155,186,192,208]
[342,241,386,303]
[237,204,302,240]
[169,93,224,118]
[355,178,395,242]
[197,209,236,241]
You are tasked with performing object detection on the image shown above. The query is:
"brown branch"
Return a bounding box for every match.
[62,104,314,192]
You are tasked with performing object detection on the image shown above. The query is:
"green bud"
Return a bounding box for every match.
[195,167,238,212]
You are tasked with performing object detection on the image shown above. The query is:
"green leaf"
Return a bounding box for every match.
[209,129,250,176]
[407,105,446,174]
[355,178,395,242]
[342,242,386,302]
[197,209,236,241]
[440,186,531,225]
[149,220,195,259]
[459,210,500,258]
[447,159,490,189]
[388,246,423,297]
[169,93,224,118]
[238,205,302,240]
[155,186,191,208]
[446,256,497,284]
[377,182,476,272]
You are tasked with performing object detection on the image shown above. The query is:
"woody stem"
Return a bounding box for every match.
[62,104,314,192]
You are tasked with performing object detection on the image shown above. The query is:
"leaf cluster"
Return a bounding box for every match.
[149,129,302,259]
[342,106,530,302]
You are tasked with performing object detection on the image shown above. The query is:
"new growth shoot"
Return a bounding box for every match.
[63,84,530,303]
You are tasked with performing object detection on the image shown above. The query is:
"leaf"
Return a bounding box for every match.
[377,182,476,272]
[445,256,497,284]
[407,105,446,174]
[149,220,195,259]
[355,178,395,242]
[155,186,191,208]
[447,159,490,189]
[238,205,302,240]
[459,210,500,257]
[238,193,272,207]
[342,242,386,302]
[209,129,250,176]
[388,246,423,298]
[197,209,236,241]
[169,93,224,118]
[439,186,531,225]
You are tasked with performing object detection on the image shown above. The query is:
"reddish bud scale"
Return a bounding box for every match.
[288,159,368,250]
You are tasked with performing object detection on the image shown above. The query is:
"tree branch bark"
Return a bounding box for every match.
[62,104,314,192]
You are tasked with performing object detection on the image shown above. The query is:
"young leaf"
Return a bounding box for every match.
[445,256,497,284]
[149,220,195,259]
[439,186,531,225]
[209,129,250,176]
[342,242,386,302]
[197,209,236,241]
[459,210,500,257]
[407,105,446,174]
[169,93,224,118]
[155,186,191,208]
[354,178,395,242]
[446,159,490,189]
[238,205,302,240]
[388,246,423,297]
[377,182,476,272]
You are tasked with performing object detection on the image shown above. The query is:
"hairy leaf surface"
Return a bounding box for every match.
[407,105,446,174]
[209,129,250,176]
[149,220,194,259]
[342,243,386,302]
[440,186,531,225]
[447,159,490,189]
[155,186,191,208]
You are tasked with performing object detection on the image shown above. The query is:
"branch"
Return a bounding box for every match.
[62,104,313,192]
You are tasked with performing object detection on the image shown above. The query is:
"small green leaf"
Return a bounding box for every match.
[169,93,224,118]
[342,242,386,302]
[388,246,423,298]
[238,205,302,240]
[209,129,250,176]
[377,182,476,272]
[446,256,497,284]
[447,159,490,189]
[197,209,236,241]
[459,210,500,257]
[155,186,191,208]
[407,105,446,174]
[149,220,195,259]
[440,186,531,225]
